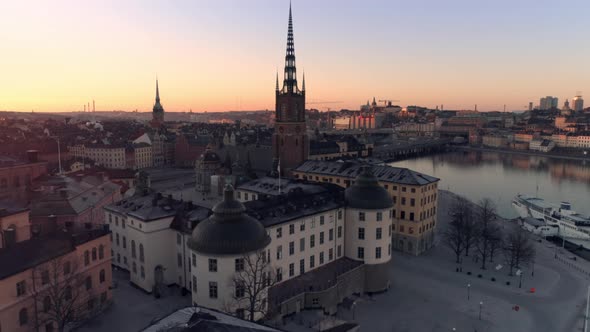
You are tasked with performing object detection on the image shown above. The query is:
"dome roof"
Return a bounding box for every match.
[345,166,393,210]
[188,185,270,255]
[199,149,220,163]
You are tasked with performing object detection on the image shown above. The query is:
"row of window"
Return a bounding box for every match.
[357,244,391,260]
[394,220,435,234]
[357,225,392,240]
[275,214,339,239]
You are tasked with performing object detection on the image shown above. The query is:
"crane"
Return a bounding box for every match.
[378,99,400,107]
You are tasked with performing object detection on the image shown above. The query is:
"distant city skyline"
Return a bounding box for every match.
[1,0,589,113]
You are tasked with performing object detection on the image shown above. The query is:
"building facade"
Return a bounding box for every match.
[272,5,309,174]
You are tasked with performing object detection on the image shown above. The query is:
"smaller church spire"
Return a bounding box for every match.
[155,78,160,103]
[276,71,279,91]
[302,71,305,92]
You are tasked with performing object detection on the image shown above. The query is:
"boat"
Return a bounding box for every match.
[512,194,590,241]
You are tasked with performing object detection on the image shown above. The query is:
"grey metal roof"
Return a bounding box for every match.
[345,166,393,210]
[237,176,326,197]
[294,160,439,185]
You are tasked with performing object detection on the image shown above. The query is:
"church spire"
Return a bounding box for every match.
[282,2,299,94]
[155,78,160,103]
[302,70,305,92]
[276,71,279,92]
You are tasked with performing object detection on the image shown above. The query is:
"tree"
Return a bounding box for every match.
[227,250,278,322]
[474,198,502,269]
[31,257,105,332]
[503,227,536,276]
[442,197,473,263]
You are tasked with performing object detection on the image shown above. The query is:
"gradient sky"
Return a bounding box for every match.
[1,0,589,113]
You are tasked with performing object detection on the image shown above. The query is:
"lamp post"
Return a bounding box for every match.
[467,283,471,300]
[51,136,63,175]
[479,301,483,320]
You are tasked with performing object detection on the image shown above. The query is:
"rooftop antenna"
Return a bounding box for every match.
[93,100,95,112]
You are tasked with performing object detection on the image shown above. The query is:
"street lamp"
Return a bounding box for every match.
[467,283,471,300]
[516,269,523,288]
[479,301,483,320]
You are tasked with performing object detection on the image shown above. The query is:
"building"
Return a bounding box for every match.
[529,139,555,152]
[573,95,584,112]
[0,207,112,332]
[104,165,396,321]
[539,96,558,110]
[132,143,153,170]
[84,145,127,169]
[151,79,165,128]
[195,148,221,194]
[272,5,309,174]
[482,134,508,148]
[292,160,439,255]
[0,150,48,203]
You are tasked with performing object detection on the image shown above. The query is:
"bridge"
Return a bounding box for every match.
[372,138,451,162]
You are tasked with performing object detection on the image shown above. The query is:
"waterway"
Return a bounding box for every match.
[389,150,590,219]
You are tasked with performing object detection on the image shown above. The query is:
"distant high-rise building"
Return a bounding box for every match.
[152,79,165,127]
[528,102,533,111]
[573,95,584,112]
[272,4,308,174]
[539,96,558,110]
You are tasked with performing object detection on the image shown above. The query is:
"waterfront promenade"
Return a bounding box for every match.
[455,145,590,162]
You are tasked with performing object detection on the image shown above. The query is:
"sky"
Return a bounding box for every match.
[1,0,589,113]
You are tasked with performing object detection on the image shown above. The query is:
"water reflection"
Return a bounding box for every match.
[390,151,590,219]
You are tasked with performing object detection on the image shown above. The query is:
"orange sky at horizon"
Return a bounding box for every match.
[1,1,589,113]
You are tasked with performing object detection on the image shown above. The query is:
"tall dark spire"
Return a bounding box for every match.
[282,2,299,94]
[302,70,305,92]
[276,71,279,92]
[155,78,160,103]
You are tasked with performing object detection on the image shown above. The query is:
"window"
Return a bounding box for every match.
[319,252,324,264]
[289,224,295,235]
[289,241,294,255]
[192,253,197,267]
[122,237,126,249]
[85,276,92,290]
[300,238,305,252]
[235,283,245,298]
[132,262,137,274]
[16,280,26,296]
[235,258,244,272]
[376,227,382,240]
[41,270,49,285]
[320,216,325,225]
[98,245,104,259]
[84,250,90,266]
[19,308,28,326]
[117,253,121,263]
[320,232,324,244]
[276,267,283,282]
[401,211,406,220]
[92,248,97,261]
[358,247,365,260]
[139,244,144,262]
[276,227,282,238]
[99,269,106,283]
[389,224,392,236]
[376,247,382,259]
[209,282,218,299]
[141,266,145,279]
[177,233,181,245]
[410,213,415,221]
[402,187,407,192]
[411,188,416,193]
[338,210,343,220]
[209,259,218,272]
[401,197,406,205]
[192,276,197,292]
[122,219,126,228]
[358,228,365,240]
[338,226,342,238]
[410,198,415,207]
[311,220,316,228]
[310,255,315,268]
[299,259,305,274]
[300,222,305,232]
[64,261,71,275]
[236,309,245,319]
[376,212,383,221]
[177,253,183,267]
[309,235,315,248]
[289,263,295,277]
[43,296,51,312]
[359,212,365,221]
[337,245,342,257]
[329,248,333,261]
[277,245,283,260]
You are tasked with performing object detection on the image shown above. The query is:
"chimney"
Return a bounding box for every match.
[26,150,38,163]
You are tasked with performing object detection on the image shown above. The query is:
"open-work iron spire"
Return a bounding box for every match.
[282,3,300,94]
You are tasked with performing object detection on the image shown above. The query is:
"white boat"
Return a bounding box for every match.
[512,194,590,241]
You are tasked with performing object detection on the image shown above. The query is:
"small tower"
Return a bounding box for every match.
[195,147,221,194]
[152,79,165,127]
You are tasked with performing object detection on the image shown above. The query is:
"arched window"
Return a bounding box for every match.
[132,262,137,274]
[84,250,89,266]
[92,248,97,261]
[131,240,136,258]
[65,286,72,300]
[85,276,92,290]
[140,266,145,279]
[19,308,28,326]
[99,269,105,283]
[139,244,144,263]
[43,296,51,312]
[98,245,104,259]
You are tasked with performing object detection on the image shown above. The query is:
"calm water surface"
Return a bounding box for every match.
[390,151,590,219]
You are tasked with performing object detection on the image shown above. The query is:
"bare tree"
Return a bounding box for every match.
[443,197,473,263]
[503,227,536,276]
[474,199,502,270]
[31,257,106,332]
[228,250,278,322]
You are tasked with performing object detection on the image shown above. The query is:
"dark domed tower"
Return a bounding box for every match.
[151,79,165,127]
[272,4,308,175]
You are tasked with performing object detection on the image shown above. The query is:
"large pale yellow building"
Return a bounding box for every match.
[292,160,439,255]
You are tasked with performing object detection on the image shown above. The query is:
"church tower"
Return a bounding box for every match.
[272,4,308,175]
[152,79,165,127]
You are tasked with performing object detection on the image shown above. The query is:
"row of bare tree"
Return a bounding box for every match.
[443,197,535,275]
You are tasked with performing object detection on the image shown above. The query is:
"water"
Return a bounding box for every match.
[389,150,590,219]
